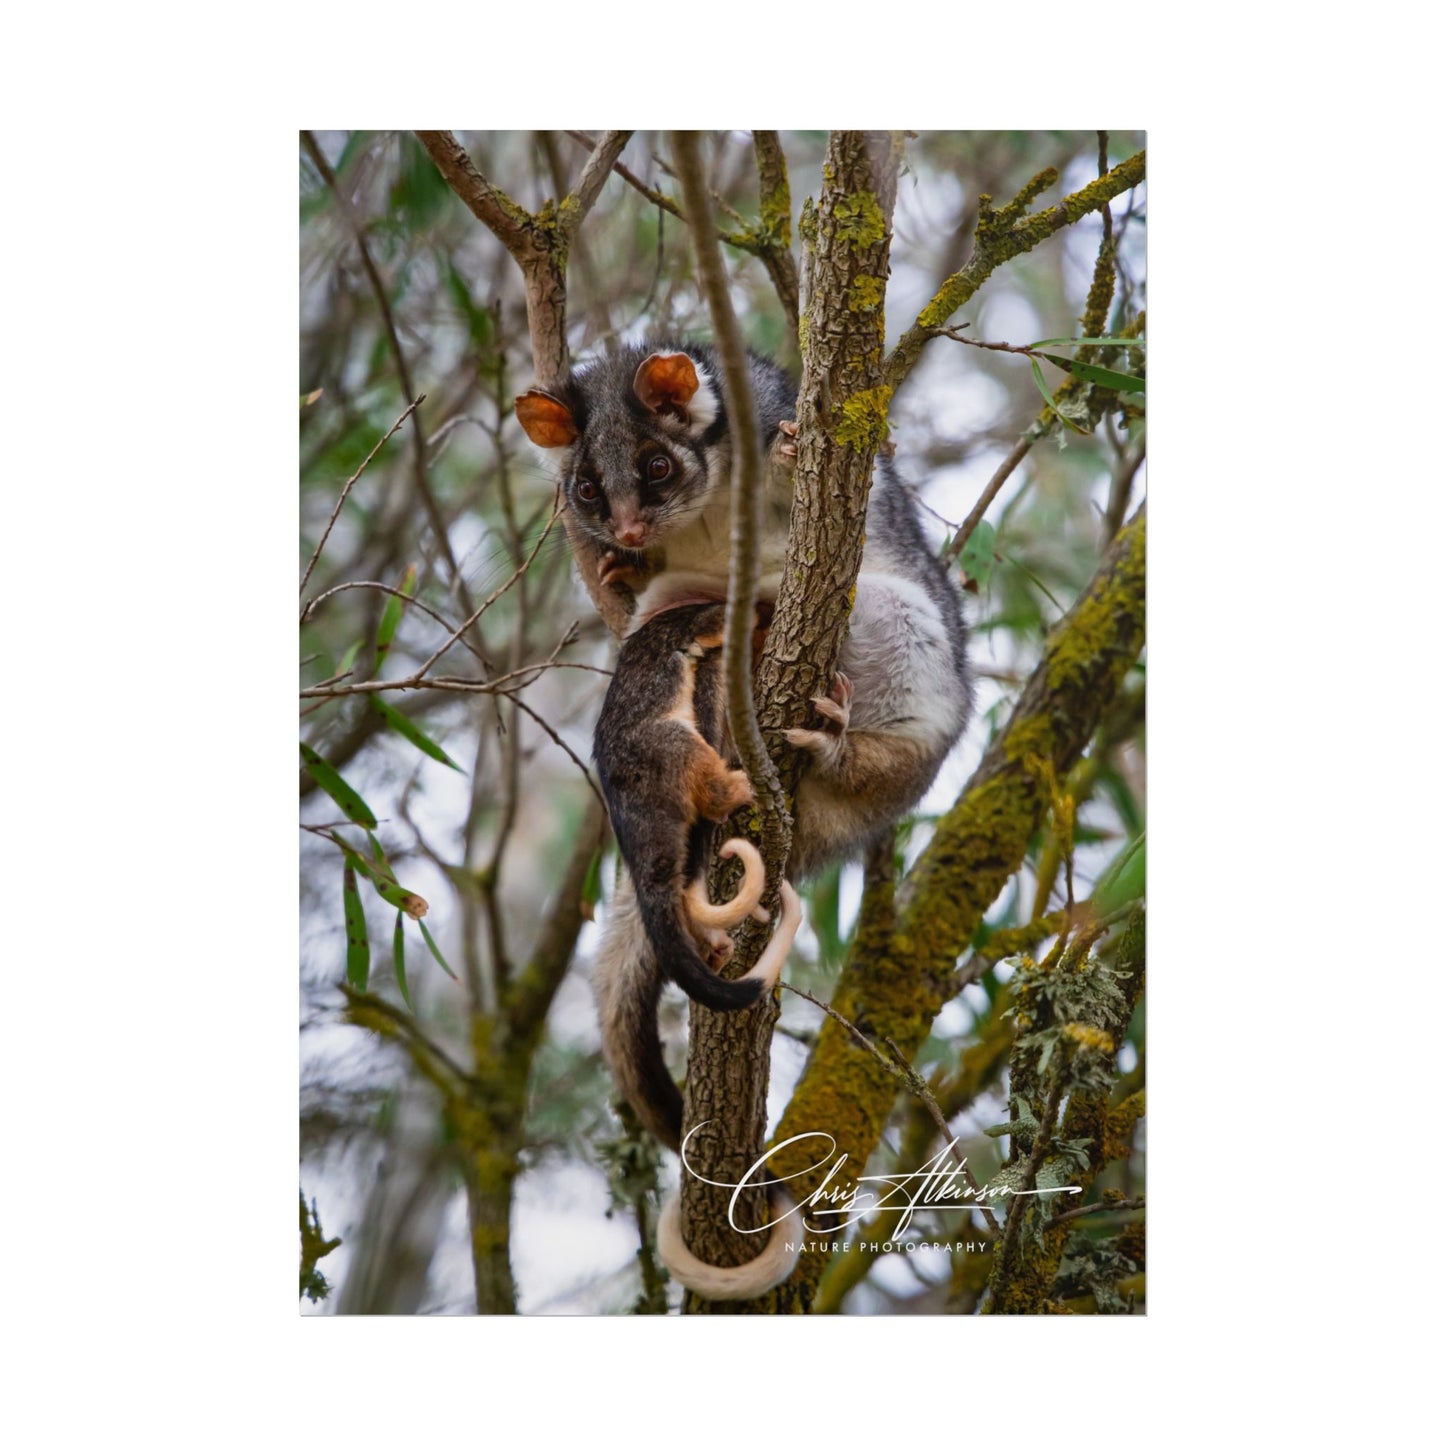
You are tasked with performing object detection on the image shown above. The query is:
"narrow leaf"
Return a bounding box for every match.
[375,564,417,674]
[1092,832,1146,915]
[1029,357,1090,435]
[370,696,462,770]
[958,519,997,591]
[336,638,364,677]
[580,847,603,922]
[393,913,413,1011]
[343,864,370,988]
[1001,550,1065,611]
[1031,337,1146,349]
[417,919,458,981]
[329,834,426,916]
[1039,353,1145,394]
[368,834,399,883]
[301,743,377,828]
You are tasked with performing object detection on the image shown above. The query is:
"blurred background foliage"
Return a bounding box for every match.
[300,130,1145,1314]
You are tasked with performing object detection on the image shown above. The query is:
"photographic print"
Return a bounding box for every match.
[299,129,1146,1315]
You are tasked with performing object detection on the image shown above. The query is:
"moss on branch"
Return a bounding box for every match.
[769,506,1146,1305]
[886,150,1145,392]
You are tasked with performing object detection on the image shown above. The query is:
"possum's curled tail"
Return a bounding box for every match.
[594,840,799,1152]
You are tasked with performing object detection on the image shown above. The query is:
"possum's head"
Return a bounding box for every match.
[515,347,728,554]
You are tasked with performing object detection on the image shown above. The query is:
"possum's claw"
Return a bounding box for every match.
[598,548,647,590]
[773,418,800,463]
[784,672,852,767]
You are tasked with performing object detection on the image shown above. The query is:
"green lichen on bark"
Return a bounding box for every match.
[766,510,1146,1304]
[889,150,1145,392]
[848,274,884,312]
[834,385,894,449]
[832,190,887,250]
[759,179,793,246]
[300,1192,341,1302]
[983,907,1145,1314]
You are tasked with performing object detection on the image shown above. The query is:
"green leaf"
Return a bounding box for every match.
[375,565,417,674]
[370,696,462,770]
[1029,356,1090,435]
[1031,337,1146,349]
[1039,353,1145,394]
[343,864,370,988]
[336,639,364,678]
[1000,550,1065,612]
[300,743,377,828]
[581,848,603,911]
[445,258,496,354]
[328,833,424,915]
[393,913,413,1010]
[1092,832,1146,915]
[368,834,399,883]
[958,519,997,590]
[417,919,458,981]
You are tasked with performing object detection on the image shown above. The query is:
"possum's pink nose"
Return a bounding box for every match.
[614,522,647,548]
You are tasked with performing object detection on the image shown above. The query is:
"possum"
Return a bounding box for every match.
[522,344,973,1300]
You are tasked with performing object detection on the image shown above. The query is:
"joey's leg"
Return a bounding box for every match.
[694,764,754,823]
[698,929,734,971]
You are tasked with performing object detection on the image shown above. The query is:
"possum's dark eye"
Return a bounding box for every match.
[576,477,600,504]
[645,454,673,483]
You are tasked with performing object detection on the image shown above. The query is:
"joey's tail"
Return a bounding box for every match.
[636,838,794,1014]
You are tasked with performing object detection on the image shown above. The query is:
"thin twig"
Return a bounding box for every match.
[503,693,605,811]
[1045,1196,1144,1231]
[299,396,424,600]
[412,493,562,679]
[992,1071,1067,1284]
[671,130,788,860]
[298,658,609,701]
[559,131,634,245]
[565,130,685,222]
[881,1040,1001,1237]
[1101,439,1145,547]
[339,984,476,1086]
[943,434,1037,563]
[301,132,465,597]
[300,579,487,667]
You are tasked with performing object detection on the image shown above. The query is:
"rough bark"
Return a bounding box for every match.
[680,131,905,1312]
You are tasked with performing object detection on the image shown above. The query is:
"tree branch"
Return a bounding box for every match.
[769,505,1146,1306]
[301,133,465,597]
[414,130,535,263]
[560,130,633,245]
[885,150,1145,393]
[678,131,905,1311]
[751,130,801,337]
[671,130,789,865]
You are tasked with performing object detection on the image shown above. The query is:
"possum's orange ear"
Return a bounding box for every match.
[633,351,700,414]
[515,390,579,447]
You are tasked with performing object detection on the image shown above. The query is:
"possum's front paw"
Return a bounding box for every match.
[598,548,649,591]
[771,419,799,466]
[783,671,852,771]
